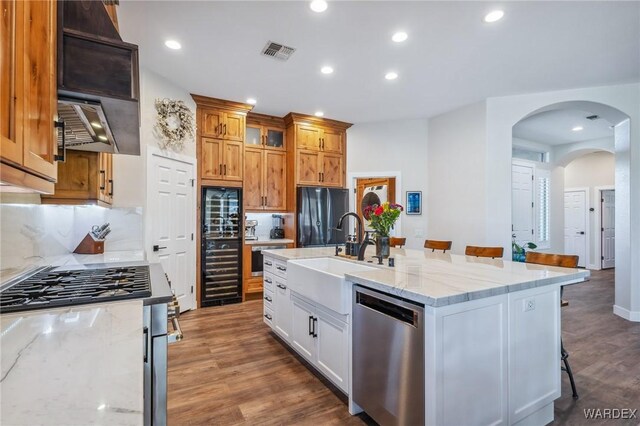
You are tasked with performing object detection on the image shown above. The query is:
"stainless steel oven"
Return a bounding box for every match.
[251,246,283,276]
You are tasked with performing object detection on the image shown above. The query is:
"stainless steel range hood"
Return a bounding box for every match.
[57,0,141,156]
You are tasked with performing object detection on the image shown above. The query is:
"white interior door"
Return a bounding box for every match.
[564,190,587,268]
[512,164,534,243]
[149,153,196,311]
[601,190,615,269]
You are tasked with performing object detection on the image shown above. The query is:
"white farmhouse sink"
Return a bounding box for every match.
[287,257,377,315]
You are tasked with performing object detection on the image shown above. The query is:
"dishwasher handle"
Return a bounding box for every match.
[356,289,420,327]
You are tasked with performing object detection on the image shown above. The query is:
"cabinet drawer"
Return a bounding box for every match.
[263,272,275,292]
[263,305,274,328]
[274,260,288,278]
[263,288,274,309]
[263,257,275,275]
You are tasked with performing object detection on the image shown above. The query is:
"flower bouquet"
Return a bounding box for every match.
[363,202,403,258]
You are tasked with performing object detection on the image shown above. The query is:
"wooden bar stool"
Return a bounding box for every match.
[525,251,580,399]
[424,240,452,253]
[464,245,504,259]
[389,237,406,248]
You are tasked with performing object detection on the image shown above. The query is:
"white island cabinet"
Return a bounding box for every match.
[262,248,589,426]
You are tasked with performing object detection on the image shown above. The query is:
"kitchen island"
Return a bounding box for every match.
[262,247,589,426]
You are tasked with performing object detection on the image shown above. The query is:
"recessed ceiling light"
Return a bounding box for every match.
[90,121,102,129]
[310,0,327,13]
[246,98,257,105]
[483,10,504,23]
[320,66,334,74]
[98,135,108,141]
[385,71,398,80]
[392,31,408,43]
[572,126,584,132]
[314,111,324,117]
[164,40,181,50]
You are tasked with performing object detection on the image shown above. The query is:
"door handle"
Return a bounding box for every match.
[309,316,314,336]
[108,179,113,196]
[219,164,222,175]
[54,120,66,162]
[143,326,149,363]
[99,170,106,190]
[264,295,272,302]
[312,317,318,338]
[224,164,227,175]
[276,283,287,290]
[153,245,167,252]
[577,231,585,235]
[223,124,227,135]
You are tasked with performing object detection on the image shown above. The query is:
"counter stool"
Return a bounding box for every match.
[464,245,504,259]
[424,240,452,253]
[525,251,580,399]
[389,237,406,248]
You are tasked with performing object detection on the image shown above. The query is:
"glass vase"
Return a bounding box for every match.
[376,236,391,259]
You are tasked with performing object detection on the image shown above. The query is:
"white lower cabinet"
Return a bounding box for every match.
[273,275,292,342]
[290,293,349,393]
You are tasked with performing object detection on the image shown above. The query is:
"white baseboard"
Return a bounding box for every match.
[587,263,601,271]
[613,305,640,322]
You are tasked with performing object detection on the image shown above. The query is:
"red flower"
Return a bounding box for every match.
[374,206,384,216]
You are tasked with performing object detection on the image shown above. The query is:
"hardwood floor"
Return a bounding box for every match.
[168,269,639,425]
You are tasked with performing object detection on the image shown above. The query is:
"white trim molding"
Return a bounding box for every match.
[347,171,403,237]
[613,305,640,322]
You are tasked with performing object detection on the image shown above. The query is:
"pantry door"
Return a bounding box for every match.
[564,190,587,268]
[148,149,196,311]
[601,190,615,269]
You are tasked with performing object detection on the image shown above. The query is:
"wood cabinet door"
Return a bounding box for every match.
[321,153,343,187]
[20,0,57,181]
[50,150,98,200]
[296,124,321,151]
[243,147,263,210]
[321,127,343,154]
[223,140,243,181]
[201,110,223,138]
[264,126,285,150]
[223,112,245,142]
[0,0,21,165]
[201,137,223,179]
[264,150,286,211]
[297,149,321,186]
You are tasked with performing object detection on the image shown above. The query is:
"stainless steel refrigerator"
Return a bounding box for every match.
[297,187,349,247]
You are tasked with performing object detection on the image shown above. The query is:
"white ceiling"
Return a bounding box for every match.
[118,1,640,124]
[513,109,614,145]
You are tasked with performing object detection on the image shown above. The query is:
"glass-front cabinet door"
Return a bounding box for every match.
[246,125,262,146]
[265,128,284,149]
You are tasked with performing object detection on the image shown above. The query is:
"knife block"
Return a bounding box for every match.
[74,233,104,254]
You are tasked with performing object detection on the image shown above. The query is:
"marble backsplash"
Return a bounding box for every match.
[0,204,144,280]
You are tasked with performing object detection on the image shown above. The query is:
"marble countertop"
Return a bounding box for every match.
[266,247,590,307]
[0,300,143,425]
[244,238,295,246]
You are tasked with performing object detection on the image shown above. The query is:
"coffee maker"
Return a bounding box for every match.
[245,220,258,241]
[269,215,285,239]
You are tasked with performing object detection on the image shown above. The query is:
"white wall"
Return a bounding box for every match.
[346,118,429,249]
[427,101,487,254]
[564,151,615,267]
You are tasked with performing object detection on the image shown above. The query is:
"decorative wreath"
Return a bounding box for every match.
[154,98,195,150]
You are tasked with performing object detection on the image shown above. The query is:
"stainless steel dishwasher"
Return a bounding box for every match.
[353,285,425,426]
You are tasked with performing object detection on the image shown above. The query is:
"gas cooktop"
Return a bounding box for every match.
[0,265,151,313]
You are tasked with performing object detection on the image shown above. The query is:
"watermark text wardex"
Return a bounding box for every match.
[584,408,638,420]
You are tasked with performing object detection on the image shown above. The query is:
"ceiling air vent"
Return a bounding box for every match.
[586,115,600,120]
[261,41,296,61]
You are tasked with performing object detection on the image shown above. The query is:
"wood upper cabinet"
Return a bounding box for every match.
[285,113,351,189]
[201,137,242,181]
[1,0,58,193]
[243,147,263,210]
[223,140,243,181]
[321,153,343,187]
[264,150,286,210]
[296,125,322,151]
[244,147,286,211]
[200,109,245,141]
[297,150,321,186]
[321,127,343,154]
[42,150,113,207]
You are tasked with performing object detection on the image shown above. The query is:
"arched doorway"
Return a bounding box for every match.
[510,100,632,319]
